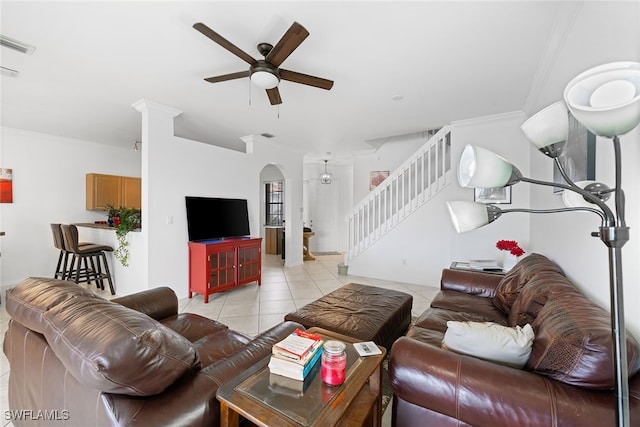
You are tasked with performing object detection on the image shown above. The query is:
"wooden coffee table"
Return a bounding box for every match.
[216,327,386,427]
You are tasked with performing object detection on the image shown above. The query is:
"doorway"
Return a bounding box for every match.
[260,165,285,256]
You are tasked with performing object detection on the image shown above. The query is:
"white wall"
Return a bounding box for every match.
[135,101,305,299]
[352,136,427,203]
[303,160,352,253]
[348,112,531,286]
[0,127,141,295]
[529,125,640,337]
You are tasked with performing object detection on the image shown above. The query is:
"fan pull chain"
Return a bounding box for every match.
[248,80,252,106]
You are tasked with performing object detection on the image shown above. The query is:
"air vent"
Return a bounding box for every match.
[261,133,275,139]
[1,34,36,55]
[0,66,19,78]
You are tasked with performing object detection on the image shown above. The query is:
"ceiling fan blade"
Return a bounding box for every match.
[265,22,309,67]
[204,71,251,84]
[266,87,282,105]
[193,22,256,65]
[280,69,334,90]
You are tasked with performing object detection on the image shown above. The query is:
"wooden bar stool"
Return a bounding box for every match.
[51,224,71,280]
[51,223,92,280]
[60,224,115,295]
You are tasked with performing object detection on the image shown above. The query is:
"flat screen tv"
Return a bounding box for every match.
[185,196,250,241]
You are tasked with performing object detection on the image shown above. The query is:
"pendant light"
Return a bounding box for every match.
[320,160,331,184]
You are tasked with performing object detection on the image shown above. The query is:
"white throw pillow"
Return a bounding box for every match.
[442,321,534,369]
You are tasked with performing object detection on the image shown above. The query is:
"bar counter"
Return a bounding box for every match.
[75,223,145,296]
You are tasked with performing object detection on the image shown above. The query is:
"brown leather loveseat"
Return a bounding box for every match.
[3,277,302,426]
[389,253,640,426]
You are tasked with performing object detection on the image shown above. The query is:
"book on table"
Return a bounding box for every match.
[272,329,322,361]
[269,329,323,381]
[269,356,322,395]
[268,343,323,381]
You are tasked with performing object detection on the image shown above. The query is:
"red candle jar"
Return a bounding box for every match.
[321,340,347,386]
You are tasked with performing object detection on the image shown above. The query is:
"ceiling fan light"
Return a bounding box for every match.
[251,70,279,89]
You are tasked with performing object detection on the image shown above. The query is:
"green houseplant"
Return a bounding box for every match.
[106,204,118,227]
[113,207,141,267]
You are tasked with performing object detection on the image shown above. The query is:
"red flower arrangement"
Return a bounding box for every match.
[496,240,525,257]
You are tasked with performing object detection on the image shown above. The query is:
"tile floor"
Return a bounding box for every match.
[0,254,439,427]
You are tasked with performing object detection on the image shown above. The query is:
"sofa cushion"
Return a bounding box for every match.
[492,254,564,314]
[431,290,507,324]
[5,277,100,333]
[7,278,201,396]
[442,321,534,368]
[161,313,229,343]
[414,305,508,334]
[527,293,640,389]
[507,273,578,327]
[192,329,252,367]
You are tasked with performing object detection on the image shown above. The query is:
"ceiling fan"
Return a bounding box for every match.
[193,21,334,105]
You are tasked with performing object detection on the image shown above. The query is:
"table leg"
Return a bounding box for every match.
[370,364,383,427]
[220,401,240,427]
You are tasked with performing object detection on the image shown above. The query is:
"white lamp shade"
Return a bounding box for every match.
[457,145,513,188]
[521,101,569,149]
[251,70,279,89]
[564,61,640,137]
[562,180,609,208]
[446,201,489,233]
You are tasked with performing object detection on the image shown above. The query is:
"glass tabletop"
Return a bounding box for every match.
[235,337,363,426]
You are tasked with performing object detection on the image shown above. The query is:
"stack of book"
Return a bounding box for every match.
[469,259,502,271]
[268,329,323,381]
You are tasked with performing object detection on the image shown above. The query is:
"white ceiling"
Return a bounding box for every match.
[1,1,638,156]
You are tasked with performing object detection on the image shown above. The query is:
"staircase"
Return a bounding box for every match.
[345,125,452,263]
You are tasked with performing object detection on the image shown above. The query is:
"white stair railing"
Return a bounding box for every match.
[346,126,452,263]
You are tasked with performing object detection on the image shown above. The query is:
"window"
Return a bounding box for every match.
[265,181,284,226]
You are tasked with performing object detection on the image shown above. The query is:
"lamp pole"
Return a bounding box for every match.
[451,59,640,425]
[600,135,629,427]
[603,232,629,427]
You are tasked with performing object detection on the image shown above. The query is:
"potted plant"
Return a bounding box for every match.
[114,207,141,267]
[106,204,118,227]
[496,239,525,271]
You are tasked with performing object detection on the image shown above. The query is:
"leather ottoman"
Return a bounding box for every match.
[284,283,413,351]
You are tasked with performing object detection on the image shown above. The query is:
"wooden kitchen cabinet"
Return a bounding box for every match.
[86,173,141,211]
[264,227,284,254]
[121,176,142,209]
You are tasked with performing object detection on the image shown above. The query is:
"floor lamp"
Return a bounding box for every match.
[446,61,640,427]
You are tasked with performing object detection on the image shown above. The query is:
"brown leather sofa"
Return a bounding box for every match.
[3,277,302,426]
[389,253,640,426]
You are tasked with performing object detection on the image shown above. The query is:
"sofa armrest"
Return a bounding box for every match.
[111,286,178,320]
[389,336,618,427]
[440,268,502,298]
[203,321,302,385]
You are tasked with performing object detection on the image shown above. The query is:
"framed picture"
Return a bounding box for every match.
[0,168,13,203]
[369,171,389,191]
[553,113,596,193]
[474,187,511,204]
